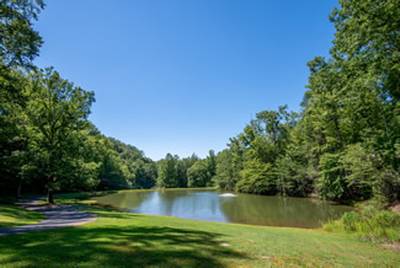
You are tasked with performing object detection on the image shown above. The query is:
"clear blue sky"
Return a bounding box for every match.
[34,0,337,160]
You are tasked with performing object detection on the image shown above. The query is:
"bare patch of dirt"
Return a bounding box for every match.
[389,202,400,214]
[382,242,400,252]
[260,256,272,260]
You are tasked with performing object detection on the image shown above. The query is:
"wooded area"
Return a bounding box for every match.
[213,0,400,204]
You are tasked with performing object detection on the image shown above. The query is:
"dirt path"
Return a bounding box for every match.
[0,199,96,236]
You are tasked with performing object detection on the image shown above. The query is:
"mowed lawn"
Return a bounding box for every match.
[0,204,399,267]
[0,204,43,228]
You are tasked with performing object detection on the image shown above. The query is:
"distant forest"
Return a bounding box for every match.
[1,0,399,205]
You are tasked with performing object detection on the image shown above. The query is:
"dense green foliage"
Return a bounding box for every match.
[213,0,400,204]
[156,151,215,188]
[0,0,157,202]
[0,0,44,68]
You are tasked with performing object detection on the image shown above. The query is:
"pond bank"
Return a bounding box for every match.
[91,189,352,228]
[0,198,399,267]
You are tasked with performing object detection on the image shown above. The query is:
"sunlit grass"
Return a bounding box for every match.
[0,199,399,267]
[0,204,43,228]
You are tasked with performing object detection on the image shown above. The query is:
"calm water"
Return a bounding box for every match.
[94,189,352,228]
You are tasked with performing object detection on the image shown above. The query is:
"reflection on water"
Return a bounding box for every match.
[94,189,352,228]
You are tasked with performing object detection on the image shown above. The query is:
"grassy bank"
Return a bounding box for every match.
[0,204,43,228]
[0,193,399,267]
[324,203,400,243]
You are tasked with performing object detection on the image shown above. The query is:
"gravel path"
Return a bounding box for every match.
[0,200,96,236]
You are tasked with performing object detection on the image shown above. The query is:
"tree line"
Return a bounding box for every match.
[212,0,400,204]
[0,0,216,203]
[157,151,216,188]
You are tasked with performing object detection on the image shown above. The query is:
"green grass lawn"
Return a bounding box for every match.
[0,204,43,228]
[0,197,399,268]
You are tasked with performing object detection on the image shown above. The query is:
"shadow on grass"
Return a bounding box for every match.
[0,206,43,228]
[0,207,35,219]
[0,225,248,267]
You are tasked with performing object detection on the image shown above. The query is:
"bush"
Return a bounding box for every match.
[324,206,400,243]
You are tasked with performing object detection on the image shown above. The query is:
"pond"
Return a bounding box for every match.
[93,189,352,228]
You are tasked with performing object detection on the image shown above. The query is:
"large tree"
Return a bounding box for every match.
[299,0,400,202]
[0,0,44,68]
[0,0,44,196]
[25,68,94,203]
[214,0,400,204]
[157,153,178,188]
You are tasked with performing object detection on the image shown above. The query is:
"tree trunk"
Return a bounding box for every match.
[16,179,22,199]
[47,175,56,204]
[48,189,55,204]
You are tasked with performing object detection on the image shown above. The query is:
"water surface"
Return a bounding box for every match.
[94,189,352,228]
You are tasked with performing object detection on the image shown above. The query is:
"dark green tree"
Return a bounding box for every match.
[187,160,210,187]
[0,0,44,68]
[0,0,44,196]
[157,153,178,188]
[25,68,94,203]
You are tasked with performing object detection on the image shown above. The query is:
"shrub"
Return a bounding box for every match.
[324,206,400,243]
